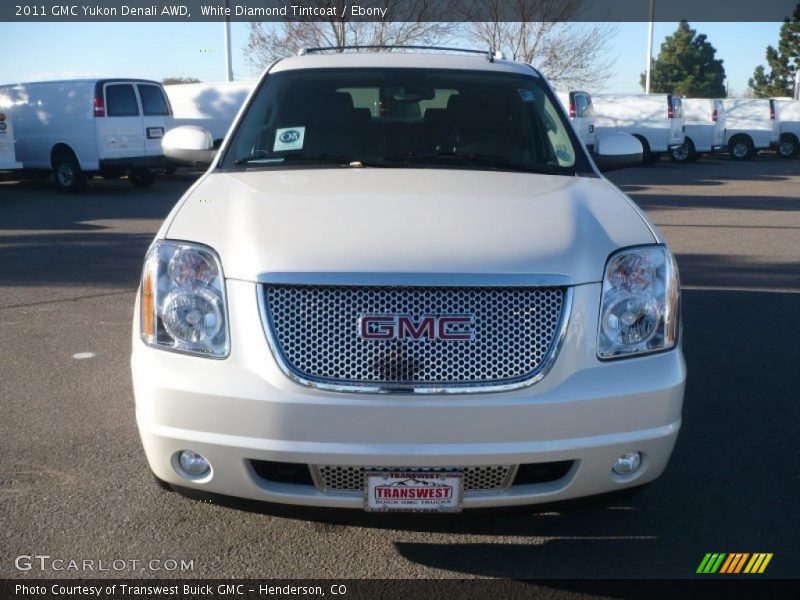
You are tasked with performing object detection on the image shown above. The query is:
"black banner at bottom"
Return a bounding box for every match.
[3,579,799,600]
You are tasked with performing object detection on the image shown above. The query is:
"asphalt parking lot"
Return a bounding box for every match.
[1,156,798,581]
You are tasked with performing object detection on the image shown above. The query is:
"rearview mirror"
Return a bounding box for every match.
[392,86,436,102]
[162,126,216,167]
[592,133,643,171]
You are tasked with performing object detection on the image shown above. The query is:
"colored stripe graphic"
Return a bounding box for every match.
[696,553,714,573]
[744,553,773,574]
[720,553,750,573]
[734,553,750,573]
[697,553,727,573]
[719,554,735,573]
[699,553,773,574]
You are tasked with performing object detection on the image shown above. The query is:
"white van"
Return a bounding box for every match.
[670,98,726,162]
[0,109,22,170]
[165,82,255,148]
[775,99,800,158]
[555,90,596,150]
[722,98,780,160]
[0,78,173,192]
[593,94,685,164]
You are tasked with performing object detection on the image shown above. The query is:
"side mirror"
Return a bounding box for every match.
[592,133,643,171]
[162,126,216,167]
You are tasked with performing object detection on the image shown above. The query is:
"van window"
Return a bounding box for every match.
[138,84,170,116]
[574,94,592,117]
[106,84,139,117]
[669,96,683,118]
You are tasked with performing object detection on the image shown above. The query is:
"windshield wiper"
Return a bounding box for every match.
[234,152,384,167]
[378,150,561,174]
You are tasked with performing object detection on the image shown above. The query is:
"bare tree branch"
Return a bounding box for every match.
[465,0,618,90]
[244,0,460,72]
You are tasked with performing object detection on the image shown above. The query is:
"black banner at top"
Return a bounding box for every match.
[3,0,800,22]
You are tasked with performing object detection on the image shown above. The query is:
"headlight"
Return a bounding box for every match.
[598,245,680,359]
[140,241,229,358]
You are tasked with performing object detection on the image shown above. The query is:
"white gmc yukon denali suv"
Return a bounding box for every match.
[132,49,685,513]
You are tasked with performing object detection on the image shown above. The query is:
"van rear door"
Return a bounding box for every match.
[667,95,685,146]
[769,99,780,143]
[570,92,595,148]
[136,83,172,157]
[712,99,726,147]
[96,82,145,160]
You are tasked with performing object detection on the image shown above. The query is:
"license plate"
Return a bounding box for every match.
[364,470,463,513]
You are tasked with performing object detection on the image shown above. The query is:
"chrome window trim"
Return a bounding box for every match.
[256,284,573,395]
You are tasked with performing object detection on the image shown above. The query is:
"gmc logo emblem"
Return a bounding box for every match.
[359,314,475,341]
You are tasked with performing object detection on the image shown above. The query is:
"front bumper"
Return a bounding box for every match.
[132,280,685,509]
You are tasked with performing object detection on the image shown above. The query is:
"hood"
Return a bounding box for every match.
[165,168,656,285]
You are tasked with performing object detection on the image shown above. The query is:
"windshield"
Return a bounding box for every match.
[222,68,586,175]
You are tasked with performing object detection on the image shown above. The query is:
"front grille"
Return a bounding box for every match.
[311,465,516,496]
[262,285,568,391]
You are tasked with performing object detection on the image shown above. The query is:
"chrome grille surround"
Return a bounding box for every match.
[259,284,572,394]
[310,465,517,497]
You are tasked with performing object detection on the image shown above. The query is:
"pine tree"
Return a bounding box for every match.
[748,4,800,98]
[640,21,726,97]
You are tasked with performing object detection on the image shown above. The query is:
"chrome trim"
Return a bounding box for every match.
[257,284,574,395]
[255,272,575,288]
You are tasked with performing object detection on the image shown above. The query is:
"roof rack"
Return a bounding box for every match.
[297,45,506,62]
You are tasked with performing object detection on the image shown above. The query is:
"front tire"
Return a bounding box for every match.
[53,153,86,194]
[777,134,799,158]
[669,139,696,163]
[728,136,755,161]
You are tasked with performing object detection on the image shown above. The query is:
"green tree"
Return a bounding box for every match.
[748,4,799,98]
[640,21,726,97]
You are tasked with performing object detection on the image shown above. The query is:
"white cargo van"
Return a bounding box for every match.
[0,109,22,171]
[165,82,255,148]
[722,98,780,160]
[593,94,685,164]
[670,98,726,162]
[775,99,800,158]
[0,78,173,192]
[555,90,596,150]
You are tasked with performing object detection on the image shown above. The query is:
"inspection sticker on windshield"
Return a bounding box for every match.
[365,471,463,512]
[518,88,536,103]
[274,127,305,152]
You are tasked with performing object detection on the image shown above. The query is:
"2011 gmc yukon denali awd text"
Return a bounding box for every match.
[132,48,685,513]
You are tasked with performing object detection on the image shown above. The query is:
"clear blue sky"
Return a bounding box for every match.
[0,21,783,96]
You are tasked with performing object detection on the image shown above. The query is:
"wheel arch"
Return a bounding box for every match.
[50,143,81,169]
[728,132,753,147]
[780,131,799,144]
[632,134,651,154]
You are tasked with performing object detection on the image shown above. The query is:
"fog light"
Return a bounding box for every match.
[178,450,210,476]
[612,452,642,475]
